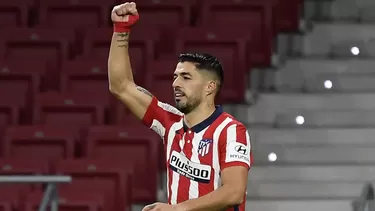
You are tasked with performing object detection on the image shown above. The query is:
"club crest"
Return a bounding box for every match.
[198,139,213,157]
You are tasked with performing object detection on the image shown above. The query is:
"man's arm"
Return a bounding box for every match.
[175,166,248,211]
[108,7,152,120]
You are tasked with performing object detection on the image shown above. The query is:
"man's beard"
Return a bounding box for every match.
[175,96,201,114]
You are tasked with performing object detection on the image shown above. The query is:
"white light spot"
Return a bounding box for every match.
[324,80,333,89]
[268,152,277,162]
[351,46,360,55]
[296,115,305,125]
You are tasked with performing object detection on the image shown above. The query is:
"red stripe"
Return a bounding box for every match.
[198,114,227,197]
[167,126,184,204]
[218,123,229,168]
[235,122,247,145]
[176,130,194,203]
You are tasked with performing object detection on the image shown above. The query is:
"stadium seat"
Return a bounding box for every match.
[60,59,115,107]
[81,27,160,79]
[83,125,159,203]
[2,125,76,160]
[0,159,49,209]
[173,27,248,103]
[131,0,194,27]
[38,0,115,29]
[0,202,11,211]
[0,72,39,107]
[53,159,133,211]
[0,70,40,125]
[0,59,53,91]
[144,59,175,105]
[273,0,303,33]
[24,190,105,211]
[32,92,105,133]
[0,0,33,27]
[197,0,273,66]
[0,106,19,127]
[0,59,49,75]
[0,28,76,61]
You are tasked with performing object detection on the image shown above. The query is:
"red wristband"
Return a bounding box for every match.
[113,14,140,33]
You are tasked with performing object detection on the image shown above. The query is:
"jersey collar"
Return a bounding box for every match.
[183,106,223,133]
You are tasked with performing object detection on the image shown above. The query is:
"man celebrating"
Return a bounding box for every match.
[108,2,252,211]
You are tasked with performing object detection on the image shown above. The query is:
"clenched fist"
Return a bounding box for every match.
[112,2,138,22]
[112,2,139,32]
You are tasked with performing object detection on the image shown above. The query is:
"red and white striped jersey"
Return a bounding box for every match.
[142,97,252,211]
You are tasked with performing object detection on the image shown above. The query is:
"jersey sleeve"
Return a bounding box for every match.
[219,123,252,170]
[142,96,183,139]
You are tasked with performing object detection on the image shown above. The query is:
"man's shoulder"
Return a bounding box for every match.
[221,112,247,129]
[156,101,183,117]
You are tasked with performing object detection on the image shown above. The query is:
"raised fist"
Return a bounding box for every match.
[111,2,138,23]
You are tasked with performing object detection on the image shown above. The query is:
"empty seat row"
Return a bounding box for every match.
[0,125,162,204]
[0,0,301,34]
[0,26,254,68]
[0,159,133,211]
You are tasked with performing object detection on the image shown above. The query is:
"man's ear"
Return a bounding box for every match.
[206,80,218,96]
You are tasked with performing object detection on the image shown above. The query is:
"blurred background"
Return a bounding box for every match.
[1,0,375,211]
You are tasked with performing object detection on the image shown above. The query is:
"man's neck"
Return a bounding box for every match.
[184,103,216,129]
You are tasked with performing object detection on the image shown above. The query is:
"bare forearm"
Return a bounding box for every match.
[108,32,135,93]
[175,185,243,211]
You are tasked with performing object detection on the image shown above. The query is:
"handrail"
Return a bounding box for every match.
[0,175,72,211]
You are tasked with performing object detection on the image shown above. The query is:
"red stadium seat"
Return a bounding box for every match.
[144,59,176,105]
[0,59,49,75]
[0,28,76,61]
[0,59,54,91]
[83,125,159,203]
[2,125,76,160]
[60,59,114,107]
[197,0,274,66]
[0,202,11,211]
[0,72,39,107]
[0,159,49,209]
[38,0,115,29]
[24,190,105,211]
[273,0,303,33]
[131,0,194,27]
[0,106,19,126]
[0,71,40,124]
[0,0,33,27]
[81,27,160,80]
[173,27,248,103]
[53,159,133,211]
[32,92,105,133]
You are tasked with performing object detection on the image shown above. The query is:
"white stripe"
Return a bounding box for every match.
[150,119,166,140]
[189,129,207,199]
[168,121,183,204]
[246,130,251,166]
[212,117,233,189]
[225,124,237,163]
[157,101,183,116]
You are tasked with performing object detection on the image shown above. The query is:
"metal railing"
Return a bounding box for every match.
[0,175,72,211]
[353,183,375,211]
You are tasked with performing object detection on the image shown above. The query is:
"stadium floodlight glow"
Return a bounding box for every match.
[268,152,277,162]
[295,115,305,125]
[324,80,333,89]
[351,46,360,55]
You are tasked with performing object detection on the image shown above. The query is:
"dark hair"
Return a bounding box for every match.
[178,53,224,93]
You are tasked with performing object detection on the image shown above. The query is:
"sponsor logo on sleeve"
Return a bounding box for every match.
[226,142,250,164]
[169,151,212,183]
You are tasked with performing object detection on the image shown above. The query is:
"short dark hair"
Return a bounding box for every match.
[178,53,224,93]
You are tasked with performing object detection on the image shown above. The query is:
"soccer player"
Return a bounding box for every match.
[108,2,252,211]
